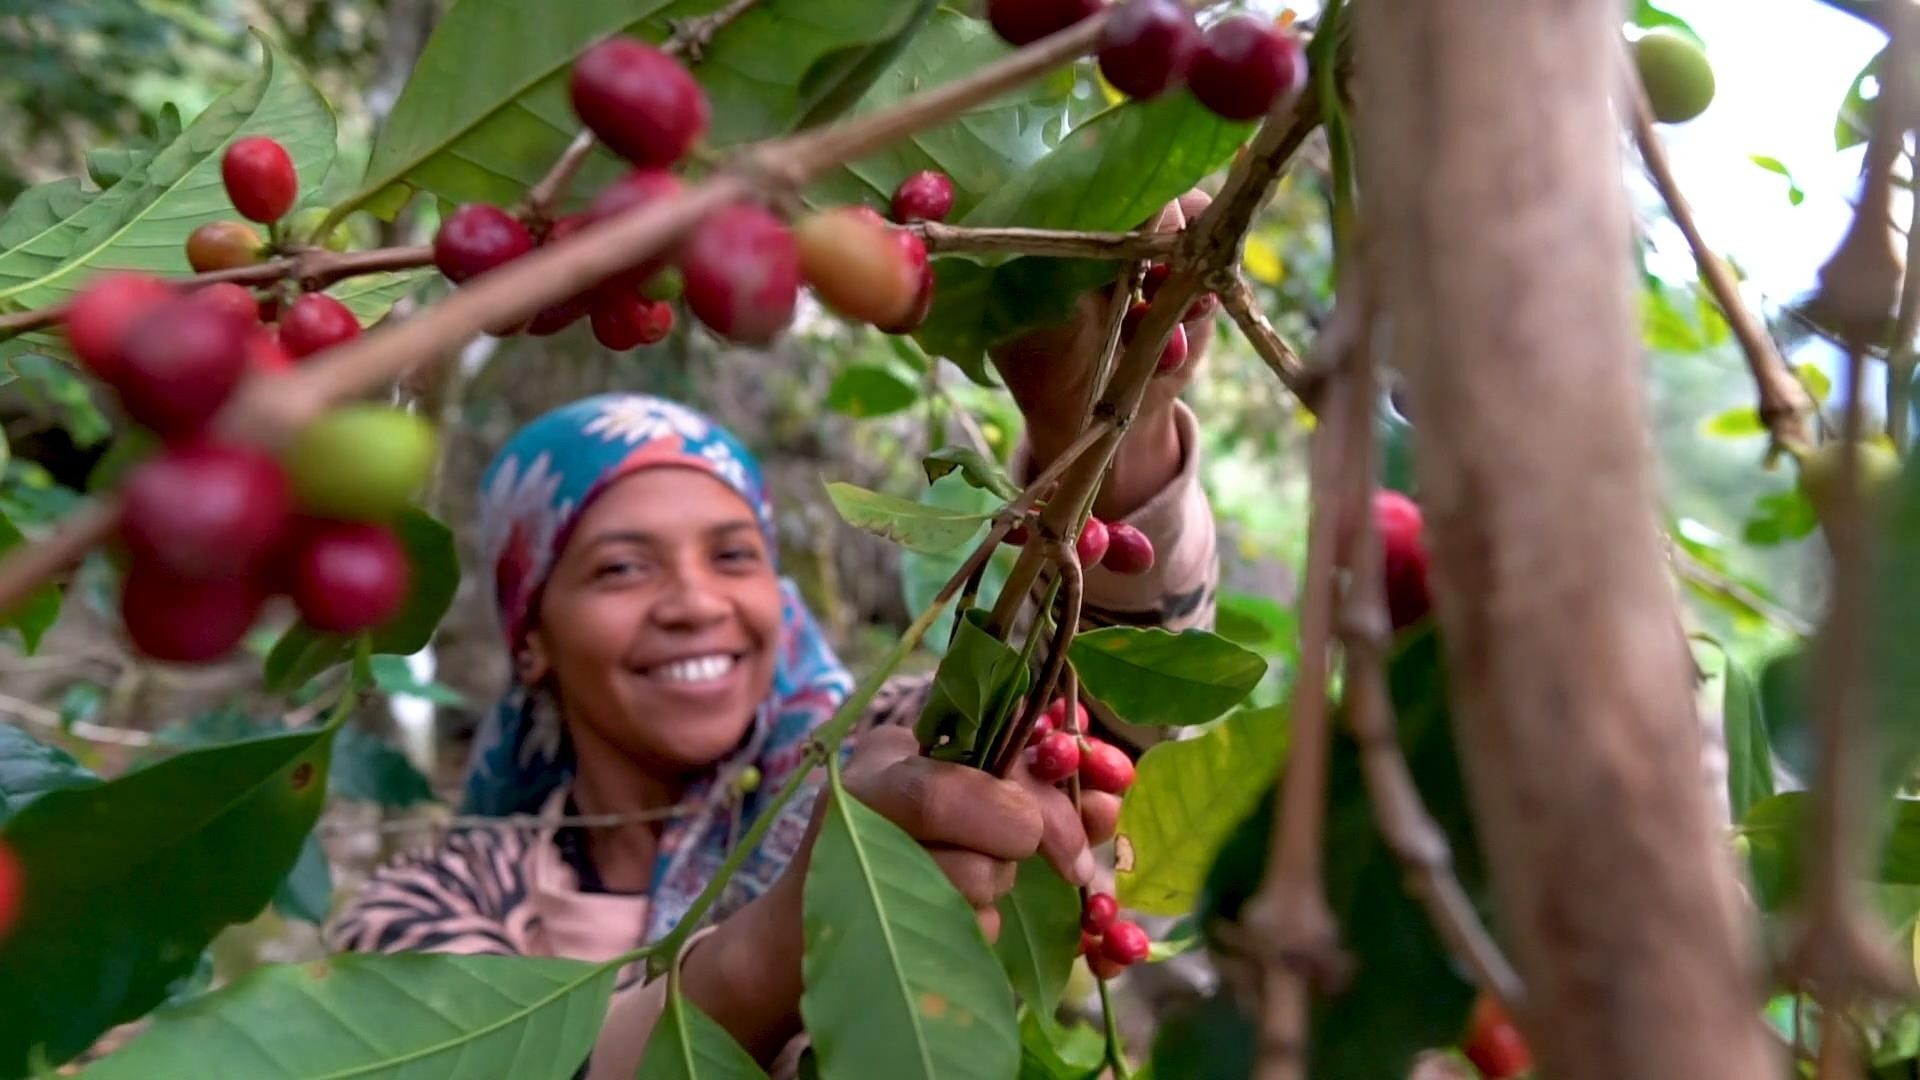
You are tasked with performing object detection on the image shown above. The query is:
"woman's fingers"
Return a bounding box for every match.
[976,905,1002,943]
[846,735,1045,862]
[1081,791,1123,847]
[930,847,1019,907]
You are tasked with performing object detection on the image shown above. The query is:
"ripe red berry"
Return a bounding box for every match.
[587,169,686,287]
[1044,695,1090,733]
[0,839,19,940]
[278,293,361,359]
[120,560,267,663]
[1156,323,1189,374]
[221,137,298,223]
[435,204,534,284]
[1080,929,1102,958]
[1189,17,1305,121]
[121,443,291,582]
[1374,490,1431,630]
[1079,738,1136,794]
[891,170,956,223]
[1101,919,1151,965]
[65,273,173,381]
[1099,0,1201,99]
[290,520,410,634]
[185,220,265,273]
[116,299,251,437]
[1462,995,1533,1080]
[1089,952,1128,980]
[875,231,936,334]
[1103,522,1155,574]
[680,204,800,345]
[1077,516,1111,568]
[190,283,261,325]
[1082,892,1119,933]
[1141,262,1171,299]
[1027,730,1082,784]
[988,0,1103,46]
[591,292,674,350]
[246,327,293,372]
[1003,521,1030,547]
[1028,712,1057,744]
[796,207,922,327]
[570,38,709,168]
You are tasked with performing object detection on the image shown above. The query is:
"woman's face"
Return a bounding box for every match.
[527,467,784,776]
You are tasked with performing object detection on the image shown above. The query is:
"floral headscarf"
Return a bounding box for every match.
[462,393,853,942]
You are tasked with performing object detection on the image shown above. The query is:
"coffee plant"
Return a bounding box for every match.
[0,0,1915,1078]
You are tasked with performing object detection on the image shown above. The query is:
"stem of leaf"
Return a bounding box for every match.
[1096,976,1132,1080]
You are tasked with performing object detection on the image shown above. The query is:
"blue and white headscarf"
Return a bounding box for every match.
[462,393,854,941]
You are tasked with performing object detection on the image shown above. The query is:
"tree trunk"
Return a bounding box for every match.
[1351,3,1779,1077]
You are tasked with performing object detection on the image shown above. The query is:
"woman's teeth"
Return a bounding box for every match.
[653,654,736,683]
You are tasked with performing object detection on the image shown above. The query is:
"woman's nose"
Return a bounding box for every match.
[649,564,732,629]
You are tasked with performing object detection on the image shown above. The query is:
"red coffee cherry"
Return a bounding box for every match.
[186,220,265,273]
[1102,523,1155,575]
[278,293,361,359]
[1088,952,1128,980]
[587,168,686,289]
[1188,16,1306,121]
[1082,892,1119,934]
[1462,995,1533,1080]
[988,0,1103,46]
[891,170,956,223]
[1141,262,1172,299]
[435,204,534,284]
[1079,738,1136,794]
[1027,730,1082,784]
[120,559,267,663]
[875,231,936,334]
[795,207,922,327]
[1076,516,1111,568]
[1101,919,1151,965]
[221,136,298,223]
[1098,0,1201,99]
[1080,929,1102,958]
[290,520,410,634]
[1028,712,1057,744]
[591,292,674,350]
[570,38,709,168]
[680,204,800,345]
[189,283,261,326]
[0,839,19,940]
[121,442,292,582]
[65,273,173,382]
[116,299,252,437]
[1044,696,1090,733]
[1374,490,1432,630]
[246,327,293,372]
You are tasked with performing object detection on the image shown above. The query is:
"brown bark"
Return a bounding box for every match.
[1351,2,1778,1078]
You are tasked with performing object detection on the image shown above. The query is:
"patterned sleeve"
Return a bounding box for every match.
[326,827,531,957]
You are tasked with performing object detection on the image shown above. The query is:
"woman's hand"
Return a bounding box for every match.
[986,190,1213,520]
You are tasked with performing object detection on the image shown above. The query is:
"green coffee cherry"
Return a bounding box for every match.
[284,405,437,522]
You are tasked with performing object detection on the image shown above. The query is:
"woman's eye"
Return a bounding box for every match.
[593,558,646,580]
[717,547,760,566]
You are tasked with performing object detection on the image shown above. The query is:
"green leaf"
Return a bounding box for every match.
[84,952,620,1080]
[1799,362,1834,402]
[899,474,1018,658]
[1213,593,1297,656]
[1069,628,1267,727]
[1742,489,1819,546]
[1642,282,1703,353]
[993,857,1081,1021]
[1633,0,1704,40]
[1145,915,1201,962]
[0,725,99,826]
[346,0,937,221]
[329,725,438,809]
[1116,705,1288,916]
[826,480,993,554]
[915,92,1251,377]
[0,726,335,1074]
[0,38,336,365]
[828,361,920,418]
[271,831,333,925]
[917,608,1030,764]
[804,9,1076,221]
[1018,1010,1105,1080]
[328,268,434,328]
[1723,655,1775,824]
[1869,450,1920,807]
[1149,995,1255,1080]
[1838,46,1885,151]
[0,509,61,654]
[1701,405,1767,439]
[370,653,468,707]
[264,508,461,691]
[1759,644,1815,780]
[922,447,1018,501]
[8,353,111,448]
[1749,155,1806,206]
[636,981,769,1079]
[801,770,1019,1080]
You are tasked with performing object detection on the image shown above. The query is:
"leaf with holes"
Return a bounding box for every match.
[826,480,992,555]
[85,952,619,1080]
[0,726,335,1074]
[1070,628,1266,727]
[0,37,335,365]
[993,857,1080,1021]
[1116,705,1287,915]
[636,981,769,1079]
[801,770,1018,1080]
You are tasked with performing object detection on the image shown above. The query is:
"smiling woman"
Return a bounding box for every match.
[325,202,1222,1078]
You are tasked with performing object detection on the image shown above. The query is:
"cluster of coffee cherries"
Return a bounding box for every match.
[430,37,953,352]
[989,0,1307,122]
[1005,513,1156,576]
[1078,890,1150,979]
[1024,696,1137,792]
[61,137,434,664]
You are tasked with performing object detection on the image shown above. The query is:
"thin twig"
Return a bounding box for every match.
[989,548,1083,777]
[1218,271,1315,406]
[520,131,597,223]
[914,222,1176,261]
[0,690,154,747]
[1668,541,1816,637]
[1624,49,1813,455]
[0,498,119,621]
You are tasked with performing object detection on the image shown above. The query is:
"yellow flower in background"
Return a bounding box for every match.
[1243,235,1285,285]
